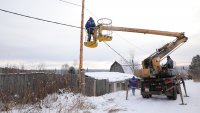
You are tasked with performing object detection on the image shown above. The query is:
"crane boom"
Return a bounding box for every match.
[84,18,189,100]
[102,26,184,38]
[85,24,188,77]
[96,25,188,75]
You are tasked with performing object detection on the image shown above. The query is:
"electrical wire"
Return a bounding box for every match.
[103,41,134,74]
[114,32,150,54]
[58,1,131,63]
[0,8,81,29]
[59,0,98,19]
[59,0,81,7]
[59,0,144,54]
[59,0,137,71]
[0,1,139,72]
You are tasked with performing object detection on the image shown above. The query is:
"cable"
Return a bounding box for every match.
[59,0,137,72]
[114,32,150,54]
[103,41,134,74]
[0,8,81,29]
[59,0,98,19]
[59,0,81,7]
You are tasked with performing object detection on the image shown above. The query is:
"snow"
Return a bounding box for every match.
[85,72,134,82]
[3,80,200,113]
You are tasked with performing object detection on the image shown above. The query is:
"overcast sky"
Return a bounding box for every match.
[0,0,200,69]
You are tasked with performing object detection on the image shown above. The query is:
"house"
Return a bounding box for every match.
[85,72,133,96]
[110,61,134,74]
[110,61,124,73]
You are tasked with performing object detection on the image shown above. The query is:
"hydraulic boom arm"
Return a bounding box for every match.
[102,26,184,38]
[86,24,188,75]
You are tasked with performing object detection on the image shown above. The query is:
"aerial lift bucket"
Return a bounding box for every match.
[97,18,113,42]
[98,35,112,42]
[84,41,98,48]
[84,28,98,48]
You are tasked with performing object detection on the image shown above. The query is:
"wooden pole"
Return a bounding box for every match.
[79,0,85,94]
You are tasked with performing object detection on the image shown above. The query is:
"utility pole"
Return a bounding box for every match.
[79,0,85,94]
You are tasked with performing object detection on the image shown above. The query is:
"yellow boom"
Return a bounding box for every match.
[84,24,188,77]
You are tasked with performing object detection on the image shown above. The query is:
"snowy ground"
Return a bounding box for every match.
[4,80,200,113]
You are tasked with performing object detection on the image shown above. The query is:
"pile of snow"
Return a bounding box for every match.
[8,91,96,113]
[3,80,200,113]
[85,72,135,82]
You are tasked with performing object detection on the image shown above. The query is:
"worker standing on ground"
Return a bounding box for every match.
[128,76,137,96]
[85,17,96,41]
[166,56,174,69]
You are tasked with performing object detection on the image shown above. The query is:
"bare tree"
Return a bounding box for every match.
[37,63,46,72]
[128,50,139,70]
[73,60,78,69]
[61,64,70,75]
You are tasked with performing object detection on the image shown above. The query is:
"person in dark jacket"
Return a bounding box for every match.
[85,17,96,41]
[128,76,137,96]
[166,56,174,69]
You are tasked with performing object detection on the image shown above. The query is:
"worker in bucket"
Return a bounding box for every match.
[128,76,137,96]
[85,17,96,41]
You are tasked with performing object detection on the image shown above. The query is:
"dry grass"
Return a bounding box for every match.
[105,105,126,113]
[0,73,68,112]
[66,95,96,113]
[192,75,200,82]
[108,108,122,113]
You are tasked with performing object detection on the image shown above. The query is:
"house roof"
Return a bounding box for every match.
[111,61,133,74]
[85,72,135,82]
[121,65,134,75]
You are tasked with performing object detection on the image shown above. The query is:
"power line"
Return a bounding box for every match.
[59,0,81,7]
[59,0,148,58]
[103,41,134,74]
[0,8,81,29]
[114,32,149,54]
[59,1,131,65]
[59,0,98,19]
[59,0,136,69]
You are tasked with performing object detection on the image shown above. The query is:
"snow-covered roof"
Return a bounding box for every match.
[111,60,134,74]
[85,72,135,82]
[121,65,134,74]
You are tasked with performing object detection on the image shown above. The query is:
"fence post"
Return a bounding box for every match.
[94,80,96,96]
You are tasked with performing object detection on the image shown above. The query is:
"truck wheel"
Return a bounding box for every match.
[176,85,180,94]
[142,95,146,98]
[167,88,177,100]
[172,88,177,100]
[142,94,152,98]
